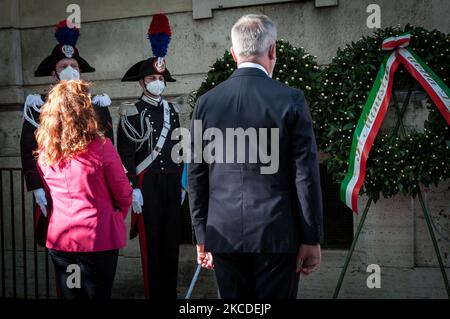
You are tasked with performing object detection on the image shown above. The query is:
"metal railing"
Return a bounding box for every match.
[0,168,53,299]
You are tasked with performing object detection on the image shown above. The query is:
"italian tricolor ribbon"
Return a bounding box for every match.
[340,32,450,213]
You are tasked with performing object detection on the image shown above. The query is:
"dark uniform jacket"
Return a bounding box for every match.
[188,67,324,254]
[117,96,182,188]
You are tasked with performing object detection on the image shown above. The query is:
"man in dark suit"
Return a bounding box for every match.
[188,14,323,299]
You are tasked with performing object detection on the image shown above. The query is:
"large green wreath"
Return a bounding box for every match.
[188,40,322,112]
[315,25,450,201]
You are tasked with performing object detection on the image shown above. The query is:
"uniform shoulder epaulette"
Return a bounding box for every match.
[24,94,44,109]
[119,101,139,117]
[23,94,45,128]
[119,100,151,145]
[92,93,111,107]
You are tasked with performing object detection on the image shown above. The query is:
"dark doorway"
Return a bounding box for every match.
[320,164,354,249]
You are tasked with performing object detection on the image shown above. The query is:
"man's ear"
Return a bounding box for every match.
[230,47,238,63]
[268,43,276,61]
[138,79,145,90]
[51,70,59,83]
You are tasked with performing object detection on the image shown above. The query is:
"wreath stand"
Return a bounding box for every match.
[333,85,450,299]
[333,87,450,299]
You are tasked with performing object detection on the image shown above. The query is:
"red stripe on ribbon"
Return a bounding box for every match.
[382,34,411,51]
[350,57,401,212]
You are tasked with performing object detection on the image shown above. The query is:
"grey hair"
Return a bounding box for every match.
[231,14,277,58]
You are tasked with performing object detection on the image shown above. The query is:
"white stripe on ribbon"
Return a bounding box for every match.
[344,53,398,210]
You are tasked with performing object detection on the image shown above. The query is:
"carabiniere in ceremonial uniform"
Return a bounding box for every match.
[117,13,184,299]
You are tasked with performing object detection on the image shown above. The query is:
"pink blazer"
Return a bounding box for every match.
[37,138,132,252]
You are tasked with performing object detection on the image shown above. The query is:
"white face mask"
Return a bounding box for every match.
[58,66,80,81]
[145,80,165,96]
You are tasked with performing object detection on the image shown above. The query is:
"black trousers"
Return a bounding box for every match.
[139,172,181,299]
[48,249,119,300]
[212,253,299,299]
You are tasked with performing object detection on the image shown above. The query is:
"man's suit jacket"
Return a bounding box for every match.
[188,67,323,253]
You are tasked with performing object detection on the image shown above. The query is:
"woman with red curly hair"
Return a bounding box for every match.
[35,80,132,300]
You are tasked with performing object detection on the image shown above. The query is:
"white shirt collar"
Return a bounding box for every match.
[238,62,269,76]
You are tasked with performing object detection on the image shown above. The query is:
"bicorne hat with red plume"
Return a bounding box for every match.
[121,13,175,82]
[34,20,95,77]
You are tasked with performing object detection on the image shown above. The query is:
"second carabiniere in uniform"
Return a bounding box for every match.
[117,13,184,299]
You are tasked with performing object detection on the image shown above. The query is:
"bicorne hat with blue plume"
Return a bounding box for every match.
[34,20,95,77]
[122,13,176,82]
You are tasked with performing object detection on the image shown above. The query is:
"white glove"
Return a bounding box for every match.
[132,188,144,214]
[33,188,48,217]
